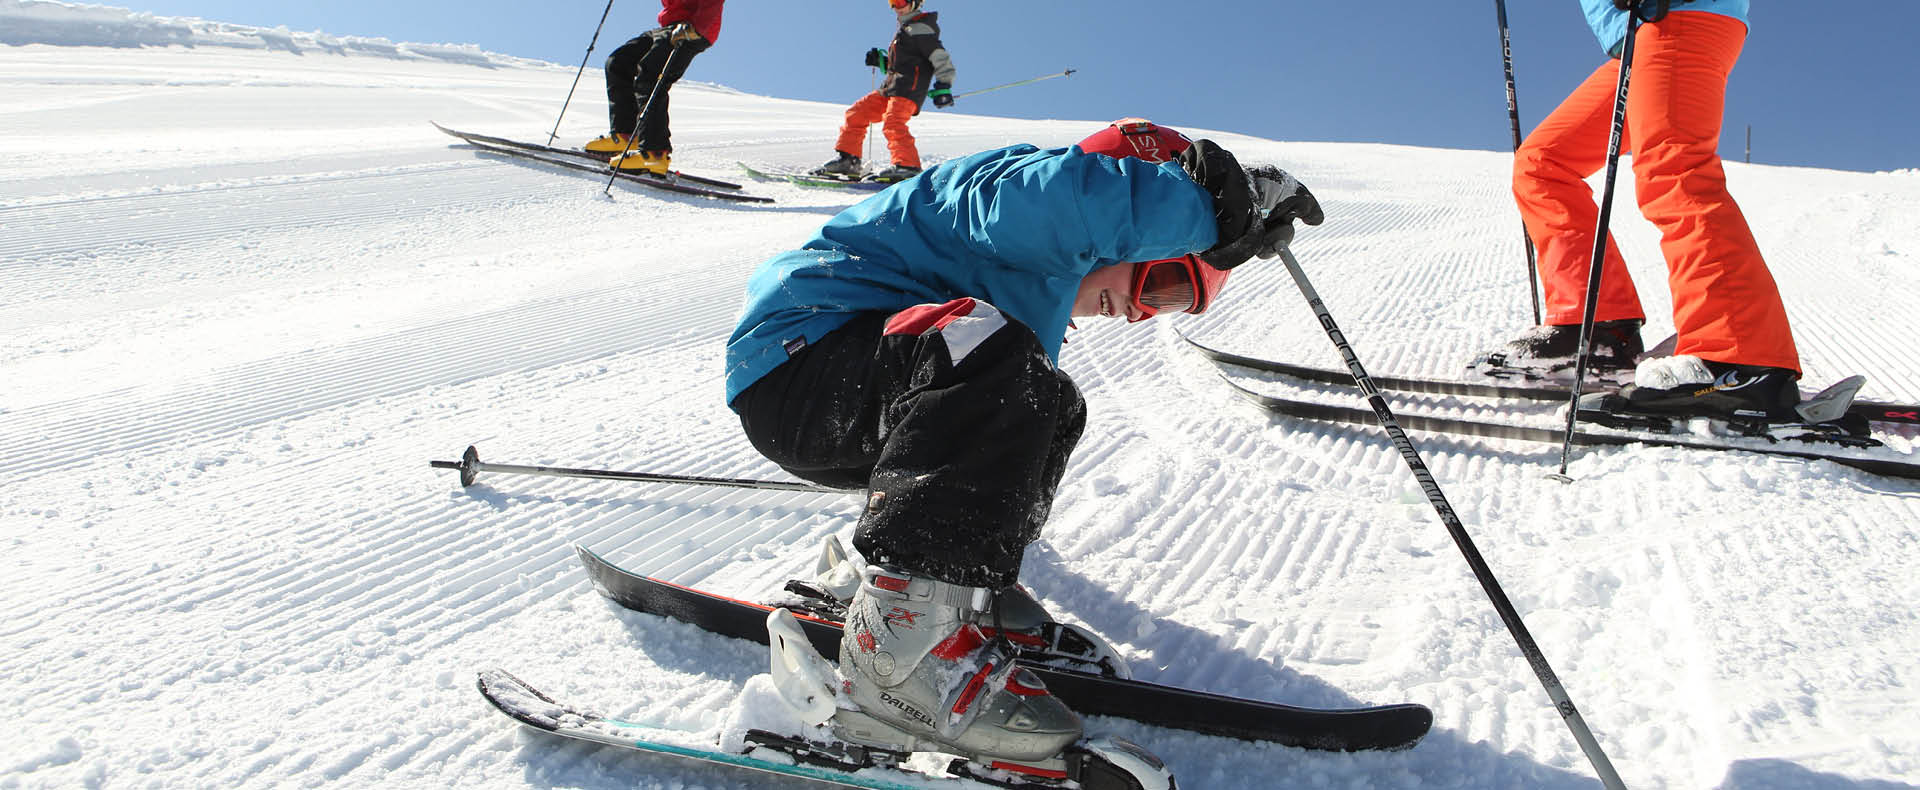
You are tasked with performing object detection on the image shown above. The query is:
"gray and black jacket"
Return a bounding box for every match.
[881,11,956,110]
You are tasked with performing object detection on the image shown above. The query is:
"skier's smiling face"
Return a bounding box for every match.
[1072,262,1144,322]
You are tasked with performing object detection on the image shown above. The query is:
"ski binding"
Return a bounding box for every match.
[1576,374,1881,448]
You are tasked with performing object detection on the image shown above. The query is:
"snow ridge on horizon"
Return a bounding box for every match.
[0,0,557,69]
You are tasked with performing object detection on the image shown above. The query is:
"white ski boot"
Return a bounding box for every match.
[839,566,1080,761]
[782,536,1131,678]
[765,606,1174,789]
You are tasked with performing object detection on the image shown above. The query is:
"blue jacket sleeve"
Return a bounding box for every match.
[929,146,1220,280]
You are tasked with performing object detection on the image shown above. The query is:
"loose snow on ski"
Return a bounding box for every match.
[3,3,1918,789]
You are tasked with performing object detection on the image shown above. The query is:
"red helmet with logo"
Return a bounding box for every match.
[1076,118,1229,322]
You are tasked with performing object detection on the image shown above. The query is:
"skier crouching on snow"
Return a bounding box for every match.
[811,0,956,183]
[1499,0,1804,421]
[584,0,724,175]
[726,120,1322,766]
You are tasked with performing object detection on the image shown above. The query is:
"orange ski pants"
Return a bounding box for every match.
[1514,11,1798,372]
[834,91,921,169]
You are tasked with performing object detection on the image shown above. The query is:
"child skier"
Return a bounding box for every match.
[583,0,725,175]
[811,0,957,183]
[1499,0,1804,422]
[727,119,1323,774]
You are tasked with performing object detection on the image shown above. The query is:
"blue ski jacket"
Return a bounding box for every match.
[724,143,1218,405]
[1581,0,1749,56]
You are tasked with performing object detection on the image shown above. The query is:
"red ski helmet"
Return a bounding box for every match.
[1077,117,1190,164]
[1076,119,1229,322]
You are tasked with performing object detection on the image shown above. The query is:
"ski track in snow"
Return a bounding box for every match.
[4,16,1920,790]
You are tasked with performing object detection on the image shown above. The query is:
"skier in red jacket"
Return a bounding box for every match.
[584,0,724,175]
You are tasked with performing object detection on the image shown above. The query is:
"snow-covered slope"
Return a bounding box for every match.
[3,6,1918,789]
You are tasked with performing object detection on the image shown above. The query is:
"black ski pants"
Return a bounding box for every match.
[605,29,709,152]
[731,300,1087,588]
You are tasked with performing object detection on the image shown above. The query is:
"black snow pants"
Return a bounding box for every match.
[605,29,709,152]
[730,300,1086,588]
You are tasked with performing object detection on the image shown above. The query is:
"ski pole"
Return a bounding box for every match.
[430,445,839,493]
[1553,7,1646,482]
[1272,244,1628,790]
[953,69,1075,100]
[1494,0,1544,325]
[548,0,618,146]
[604,41,687,195]
[865,64,877,167]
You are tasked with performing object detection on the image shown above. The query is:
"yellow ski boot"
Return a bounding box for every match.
[609,149,671,176]
[582,133,632,156]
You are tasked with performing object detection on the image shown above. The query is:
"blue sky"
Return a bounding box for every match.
[117,0,1919,173]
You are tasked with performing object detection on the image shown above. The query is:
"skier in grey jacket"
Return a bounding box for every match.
[811,0,956,183]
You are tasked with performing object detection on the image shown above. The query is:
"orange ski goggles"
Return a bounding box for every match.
[1128,255,1229,321]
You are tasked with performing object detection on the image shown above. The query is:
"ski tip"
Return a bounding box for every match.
[573,543,615,572]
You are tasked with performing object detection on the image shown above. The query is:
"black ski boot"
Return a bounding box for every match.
[811,151,863,179]
[1579,354,1807,435]
[868,163,923,183]
[1498,318,1646,370]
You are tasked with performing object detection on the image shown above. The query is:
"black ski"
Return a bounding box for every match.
[432,122,744,189]
[575,545,1434,752]
[1182,333,1920,427]
[434,124,771,203]
[1200,364,1920,481]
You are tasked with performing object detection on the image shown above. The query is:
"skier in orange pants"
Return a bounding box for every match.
[811,0,955,183]
[1506,2,1804,421]
[831,92,923,175]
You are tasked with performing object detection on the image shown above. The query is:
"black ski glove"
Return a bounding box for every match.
[1242,165,1325,261]
[930,82,954,108]
[1612,0,1670,22]
[864,47,888,70]
[1178,140,1324,270]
